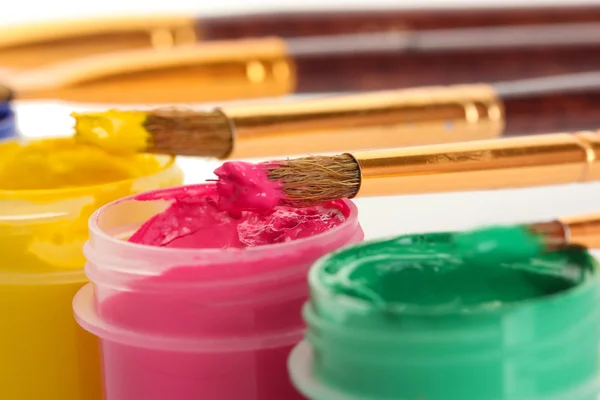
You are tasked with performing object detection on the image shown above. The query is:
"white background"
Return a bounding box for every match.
[3,0,600,241]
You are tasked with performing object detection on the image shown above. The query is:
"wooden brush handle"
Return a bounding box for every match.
[503,91,600,136]
[199,5,600,39]
[354,130,600,199]
[496,73,600,136]
[6,6,600,71]
[289,37,600,93]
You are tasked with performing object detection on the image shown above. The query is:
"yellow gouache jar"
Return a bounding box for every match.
[0,138,183,400]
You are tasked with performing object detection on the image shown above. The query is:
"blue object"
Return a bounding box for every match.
[0,102,17,140]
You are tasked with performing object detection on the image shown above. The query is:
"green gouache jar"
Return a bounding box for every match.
[289,232,600,400]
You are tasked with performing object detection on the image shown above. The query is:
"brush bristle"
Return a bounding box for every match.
[264,154,361,207]
[0,84,13,102]
[144,108,233,158]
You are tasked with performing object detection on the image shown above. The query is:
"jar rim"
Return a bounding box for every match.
[73,283,306,352]
[289,341,373,400]
[0,269,88,285]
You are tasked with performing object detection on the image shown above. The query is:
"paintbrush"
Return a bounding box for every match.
[214,129,600,208]
[3,5,600,70]
[0,103,16,140]
[7,20,600,105]
[451,213,600,265]
[72,71,600,158]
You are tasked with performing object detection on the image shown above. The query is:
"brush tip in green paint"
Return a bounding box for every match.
[453,224,546,265]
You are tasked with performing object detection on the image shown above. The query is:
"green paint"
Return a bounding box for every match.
[290,233,600,400]
[316,232,586,310]
[453,224,547,265]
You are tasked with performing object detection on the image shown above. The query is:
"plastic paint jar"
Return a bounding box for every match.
[73,184,364,400]
[289,232,600,400]
[0,103,17,140]
[0,138,183,400]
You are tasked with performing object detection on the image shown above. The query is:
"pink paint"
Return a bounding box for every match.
[213,161,283,214]
[73,183,364,400]
[128,183,346,249]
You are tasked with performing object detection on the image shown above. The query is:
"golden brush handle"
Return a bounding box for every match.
[0,15,198,70]
[9,25,600,105]
[224,84,504,158]
[354,130,600,197]
[559,213,600,249]
[6,5,600,70]
[10,38,295,103]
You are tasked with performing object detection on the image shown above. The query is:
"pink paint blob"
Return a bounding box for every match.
[128,183,346,249]
[213,161,283,214]
[74,181,364,400]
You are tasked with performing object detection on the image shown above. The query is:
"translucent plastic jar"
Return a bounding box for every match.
[73,185,364,400]
[0,138,182,400]
[290,233,600,400]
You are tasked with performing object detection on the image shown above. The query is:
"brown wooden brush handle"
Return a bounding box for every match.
[289,37,600,93]
[199,6,600,39]
[494,72,600,136]
[502,91,600,135]
[7,6,600,72]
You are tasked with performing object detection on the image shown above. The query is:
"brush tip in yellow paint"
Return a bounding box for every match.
[71,110,150,154]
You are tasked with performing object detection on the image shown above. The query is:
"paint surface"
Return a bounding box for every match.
[453,224,546,266]
[129,179,345,249]
[72,110,149,154]
[0,137,161,190]
[0,138,182,400]
[317,232,589,309]
[298,232,599,400]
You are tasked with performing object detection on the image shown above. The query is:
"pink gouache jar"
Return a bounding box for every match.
[73,184,364,400]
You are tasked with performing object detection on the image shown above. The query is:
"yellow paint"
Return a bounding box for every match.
[72,110,150,154]
[0,137,183,400]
